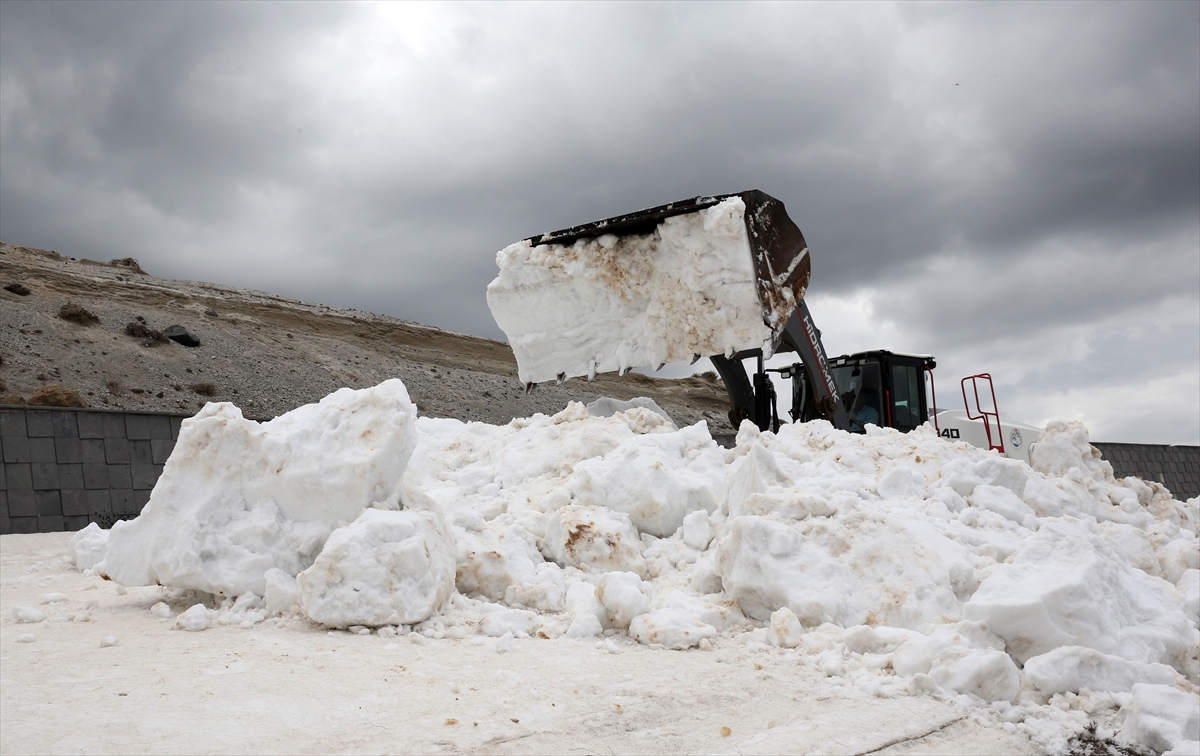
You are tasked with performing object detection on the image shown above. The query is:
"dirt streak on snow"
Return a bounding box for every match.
[0,533,1037,755]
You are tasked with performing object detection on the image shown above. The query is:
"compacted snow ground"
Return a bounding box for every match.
[3,379,1198,755]
[1,533,1037,755]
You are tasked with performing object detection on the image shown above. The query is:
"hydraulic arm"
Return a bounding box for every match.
[710,299,849,433]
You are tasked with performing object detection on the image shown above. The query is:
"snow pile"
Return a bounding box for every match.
[79,381,1200,755]
[95,380,419,597]
[487,197,775,384]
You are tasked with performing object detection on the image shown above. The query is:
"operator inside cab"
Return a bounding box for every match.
[834,362,885,433]
[849,388,881,432]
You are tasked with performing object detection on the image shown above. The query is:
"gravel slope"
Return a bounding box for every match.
[0,243,733,432]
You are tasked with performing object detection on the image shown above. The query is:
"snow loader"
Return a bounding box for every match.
[486,190,1042,463]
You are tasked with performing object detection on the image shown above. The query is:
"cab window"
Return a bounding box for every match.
[831,362,883,433]
[890,364,923,432]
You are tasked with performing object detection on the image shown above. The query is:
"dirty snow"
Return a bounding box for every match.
[6,381,1200,755]
[487,197,776,384]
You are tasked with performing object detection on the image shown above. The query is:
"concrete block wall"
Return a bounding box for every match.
[3,404,1198,535]
[1,406,185,534]
[1092,442,1200,501]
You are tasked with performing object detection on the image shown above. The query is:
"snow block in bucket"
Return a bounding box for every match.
[487,191,811,385]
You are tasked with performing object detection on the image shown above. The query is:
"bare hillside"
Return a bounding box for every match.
[0,243,734,432]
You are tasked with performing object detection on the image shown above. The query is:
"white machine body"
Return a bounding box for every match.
[932,409,1044,466]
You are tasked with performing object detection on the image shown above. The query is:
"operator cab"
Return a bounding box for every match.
[778,350,936,434]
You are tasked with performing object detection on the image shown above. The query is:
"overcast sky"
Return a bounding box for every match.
[2,1,1197,444]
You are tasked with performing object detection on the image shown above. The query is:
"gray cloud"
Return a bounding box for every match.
[2,1,1196,443]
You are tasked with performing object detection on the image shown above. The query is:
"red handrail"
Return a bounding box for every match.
[961,373,1004,453]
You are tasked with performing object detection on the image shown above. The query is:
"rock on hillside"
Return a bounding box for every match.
[0,243,733,432]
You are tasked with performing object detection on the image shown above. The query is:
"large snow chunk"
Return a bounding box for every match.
[568,423,725,537]
[96,381,418,597]
[174,604,211,632]
[455,524,559,609]
[480,606,541,638]
[487,196,775,384]
[767,607,804,648]
[1023,646,1177,695]
[713,514,976,628]
[630,608,716,649]
[929,647,1021,703]
[1159,536,1200,584]
[542,505,647,576]
[963,520,1193,667]
[297,508,455,628]
[1122,684,1200,754]
[502,562,566,613]
[662,590,745,632]
[891,621,1007,677]
[595,571,651,628]
[71,523,109,571]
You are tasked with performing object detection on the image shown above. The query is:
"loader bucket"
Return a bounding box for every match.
[486,190,811,386]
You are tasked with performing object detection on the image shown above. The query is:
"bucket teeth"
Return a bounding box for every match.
[556,373,566,385]
[655,363,666,372]
[587,360,597,382]
[619,366,630,377]
[523,382,535,395]
[690,354,701,365]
